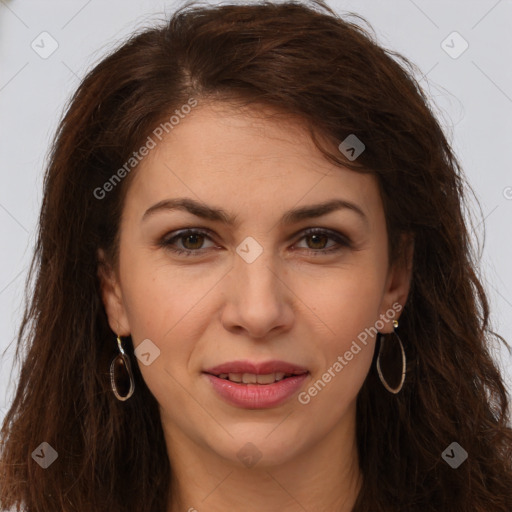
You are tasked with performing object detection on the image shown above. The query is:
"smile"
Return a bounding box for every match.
[216,372,296,384]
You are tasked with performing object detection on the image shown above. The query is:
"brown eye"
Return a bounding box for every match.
[304,233,330,250]
[295,228,351,255]
[180,233,206,250]
[160,229,216,256]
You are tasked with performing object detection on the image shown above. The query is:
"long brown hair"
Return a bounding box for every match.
[1,1,511,510]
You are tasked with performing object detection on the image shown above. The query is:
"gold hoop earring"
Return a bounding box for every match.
[110,335,135,401]
[376,320,406,394]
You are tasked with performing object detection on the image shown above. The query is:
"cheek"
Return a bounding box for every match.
[117,246,231,401]
[118,243,212,341]
[297,280,378,417]
[117,261,210,407]
[292,259,384,406]
[294,257,385,342]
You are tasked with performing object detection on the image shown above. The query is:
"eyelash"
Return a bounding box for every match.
[159,228,351,257]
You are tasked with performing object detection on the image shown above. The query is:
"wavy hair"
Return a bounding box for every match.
[1,1,511,510]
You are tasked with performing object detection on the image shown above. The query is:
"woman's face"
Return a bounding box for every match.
[100,101,411,468]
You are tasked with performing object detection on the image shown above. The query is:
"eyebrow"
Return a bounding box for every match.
[141,197,368,226]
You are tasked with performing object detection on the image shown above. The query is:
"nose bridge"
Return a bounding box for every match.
[234,234,281,297]
[222,234,292,336]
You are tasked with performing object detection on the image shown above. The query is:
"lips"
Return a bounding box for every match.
[203,360,309,409]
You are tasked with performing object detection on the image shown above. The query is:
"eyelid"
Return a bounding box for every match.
[301,227,352,246]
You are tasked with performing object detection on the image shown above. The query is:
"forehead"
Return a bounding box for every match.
[124,101,381,226]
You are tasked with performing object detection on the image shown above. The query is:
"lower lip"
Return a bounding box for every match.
[204,373,309,409]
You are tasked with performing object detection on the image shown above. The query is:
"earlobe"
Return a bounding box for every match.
[97,248,131,336]
[380,234,414,332]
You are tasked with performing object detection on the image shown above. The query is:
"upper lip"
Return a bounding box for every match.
[204,360,309,376]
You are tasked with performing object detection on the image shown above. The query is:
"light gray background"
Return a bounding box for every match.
[1,0,511,424]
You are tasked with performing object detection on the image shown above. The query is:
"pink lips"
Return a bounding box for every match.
[203,359,309,409]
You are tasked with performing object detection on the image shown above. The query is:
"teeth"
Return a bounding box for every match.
[256,373,276,384]
[242,373,257,384]
[217,372,293,384]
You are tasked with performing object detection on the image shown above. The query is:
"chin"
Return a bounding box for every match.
[207,427,309,469]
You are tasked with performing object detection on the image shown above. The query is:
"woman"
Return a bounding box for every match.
[1,1,511,511]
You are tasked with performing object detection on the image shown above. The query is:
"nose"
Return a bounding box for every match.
[220,246,294,340]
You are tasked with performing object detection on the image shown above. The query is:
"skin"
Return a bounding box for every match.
[98,101,412,512]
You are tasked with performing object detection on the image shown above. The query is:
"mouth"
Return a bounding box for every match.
[202,360,310,409]
[203,360,309,382]
[209,371,307,385]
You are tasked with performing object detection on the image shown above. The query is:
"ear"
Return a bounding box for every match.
[97,248,131,336]
[379,233,414,333]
